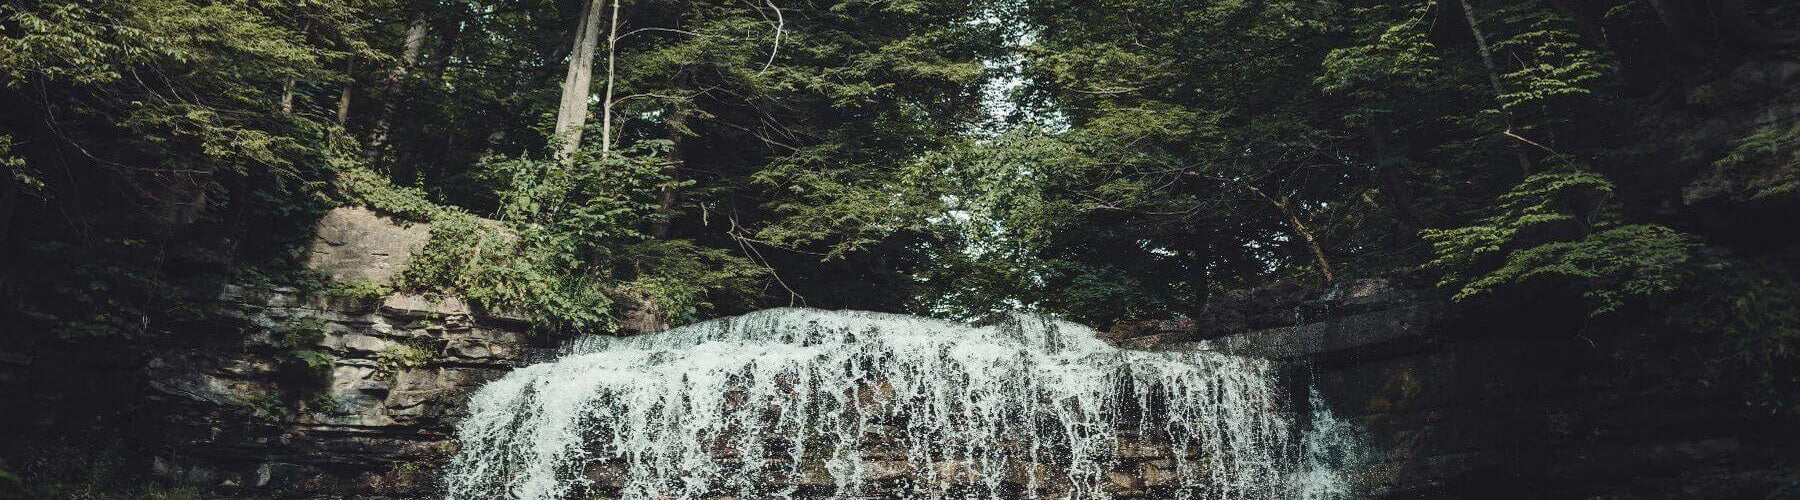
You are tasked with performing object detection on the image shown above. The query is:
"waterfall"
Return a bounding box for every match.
[445,308,1361,499]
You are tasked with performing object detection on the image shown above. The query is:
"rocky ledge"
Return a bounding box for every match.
[142,208,547,498]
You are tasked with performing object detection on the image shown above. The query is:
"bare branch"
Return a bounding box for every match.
[757,0,784,74]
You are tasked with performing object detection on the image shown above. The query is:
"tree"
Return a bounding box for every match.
[553,0,608,159]
[367,11,431,161]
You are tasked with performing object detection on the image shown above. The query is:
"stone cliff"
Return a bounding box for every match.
[139,208,548,497]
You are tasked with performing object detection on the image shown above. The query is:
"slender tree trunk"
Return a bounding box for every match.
[280,24,315,115]
[1245,186,1335,282]
[367,13,430,161]
[280,77,296,114]
[1455,0,1532,176]
[651,168,680,238]
[336,57,355,126]
[1281,203,1335,282]
[599,0,621,155]
[337,75,353,126]
[554,0,606,160]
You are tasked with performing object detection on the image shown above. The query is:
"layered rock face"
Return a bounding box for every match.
[142,208,543,497]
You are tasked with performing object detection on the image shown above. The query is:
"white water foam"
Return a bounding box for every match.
[444,308,1360,499]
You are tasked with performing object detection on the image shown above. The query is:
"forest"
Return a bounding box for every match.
[2,0,1798,497]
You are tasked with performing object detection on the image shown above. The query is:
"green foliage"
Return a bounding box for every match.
[1486,3,1608,114]
[336,164,447,224]
[24,236,214,340]
[236,390,287,424]
[272,316,330,349]
[368,141,764,332]
[1,0,361,180]
[1713,121,1800,203]
[615,240,765,325]
[1459,224,1690,315]
[320,278,391,302]
[0,438,200,500]
[0,134,39,192]
[1,0,357,341]
[377,340,434,372]
[1671,259,1800,413]
[270,316,333,386]
[1423,172,1693,315]
[286,349,336,380]
[1422,171,1614,286]
[1317,2,1442,103]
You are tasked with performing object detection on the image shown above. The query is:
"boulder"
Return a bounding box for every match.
[304,207,431,286]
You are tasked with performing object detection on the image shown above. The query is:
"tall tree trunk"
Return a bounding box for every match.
[554,0,607,160]
[1455,0,1532,176]
[367,13,431,161]
[599,0,621,155]
[280,25,314,115]
[338,85,354,125]
[338,57,354,125]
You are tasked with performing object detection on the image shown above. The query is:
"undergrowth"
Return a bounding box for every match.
[333,143,762,332]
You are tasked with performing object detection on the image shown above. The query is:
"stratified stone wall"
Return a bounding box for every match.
[144,208,544,498]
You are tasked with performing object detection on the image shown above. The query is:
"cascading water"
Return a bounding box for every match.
[445,308,1363,499]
